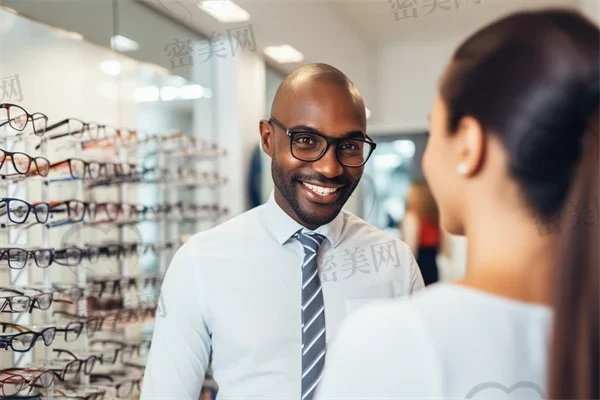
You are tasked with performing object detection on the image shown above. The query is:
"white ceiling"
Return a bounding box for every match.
[331,0,580,45]
[141,0,581,73]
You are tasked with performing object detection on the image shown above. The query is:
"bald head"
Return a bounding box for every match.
[271,63,365,119]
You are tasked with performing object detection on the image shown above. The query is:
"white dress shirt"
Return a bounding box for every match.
[316,283,552,400]
[140,192,424,400]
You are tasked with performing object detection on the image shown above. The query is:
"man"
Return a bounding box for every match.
[140,63,424,400]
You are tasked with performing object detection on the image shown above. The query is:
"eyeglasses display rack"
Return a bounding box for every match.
[0,103,228,399]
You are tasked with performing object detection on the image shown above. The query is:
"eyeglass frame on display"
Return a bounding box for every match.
[0,367,55,396]
[0,246,101,270]
[0,198,50,227]
[0,103,48,136]
[0,149,50,178]
[0,322,57,352]
[0,287,71,313]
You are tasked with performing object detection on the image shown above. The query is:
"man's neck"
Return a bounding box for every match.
[273,190,320,231]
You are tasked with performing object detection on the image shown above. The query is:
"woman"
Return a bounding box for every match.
[316,9,598,400]
[401,180,441,285]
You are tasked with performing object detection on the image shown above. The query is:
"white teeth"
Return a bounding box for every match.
[302,182,339,196]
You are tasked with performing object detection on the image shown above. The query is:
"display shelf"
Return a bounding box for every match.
[0,105,227,399]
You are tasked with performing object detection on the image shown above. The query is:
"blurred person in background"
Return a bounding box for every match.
[316,8,598,400]
[400,180,441,285]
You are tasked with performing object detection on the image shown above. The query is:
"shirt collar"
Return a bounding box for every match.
[263,190,344,248]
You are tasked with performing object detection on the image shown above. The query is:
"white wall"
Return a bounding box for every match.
[368,0,587,134]
[213,46,266,217]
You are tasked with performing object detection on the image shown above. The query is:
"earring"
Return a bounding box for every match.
[456,163,469,176]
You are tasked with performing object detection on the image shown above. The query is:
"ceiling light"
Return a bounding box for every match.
[55,28,84,41]
[134,86,160,102]
[197,0,250,23]
[99,60,121,76]
[180,84,205,100]
[365,107,371,120]
[0,6,19,14]
[161,86,179,102]
[263,45,304,64]
[111,35,139,52]
[166,75,188,87]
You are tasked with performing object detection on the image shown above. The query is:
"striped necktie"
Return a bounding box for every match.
[294,230,327,400]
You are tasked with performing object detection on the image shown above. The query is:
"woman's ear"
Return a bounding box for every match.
[455,115,485,177]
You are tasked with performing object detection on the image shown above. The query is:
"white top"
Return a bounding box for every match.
[316,283,552,400]
[140,192,424,399]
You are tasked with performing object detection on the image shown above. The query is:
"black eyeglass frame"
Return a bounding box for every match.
[0,104,48,136]
[268,116,377,167]
[0,149,50,178]
[0,198,50,226]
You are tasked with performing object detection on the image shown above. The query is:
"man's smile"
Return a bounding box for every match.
[299,181,344,203]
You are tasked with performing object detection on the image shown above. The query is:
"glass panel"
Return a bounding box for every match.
[362,139,417,238]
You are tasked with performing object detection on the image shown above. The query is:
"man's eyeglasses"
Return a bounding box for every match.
[0,103,48,136]
[268,117,377,167]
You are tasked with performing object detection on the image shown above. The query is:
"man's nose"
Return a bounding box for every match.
[311,145,343,178]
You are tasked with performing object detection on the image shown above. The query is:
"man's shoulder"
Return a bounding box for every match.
[340,209,409,249]
[187,205,265,244]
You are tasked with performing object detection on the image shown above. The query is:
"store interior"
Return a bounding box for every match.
[0,0,597,398]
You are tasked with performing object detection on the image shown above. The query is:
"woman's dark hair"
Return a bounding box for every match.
[440,9,599,399]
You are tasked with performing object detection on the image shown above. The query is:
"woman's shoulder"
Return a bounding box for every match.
[316,284,552,400]
[316,290,445,399]
[334,283,552,363]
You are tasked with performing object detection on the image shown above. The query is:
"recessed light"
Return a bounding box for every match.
[55,28,84,41]
[180,84,205,100]
[99,60,121,76]
[263,45,304,64]
[0,6,19,14]
[111,35,139,52]
[166,75,188,88]
[197,0,250,23]
[161,86,179,102]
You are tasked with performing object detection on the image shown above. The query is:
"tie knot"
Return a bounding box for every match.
[294,230,326,254]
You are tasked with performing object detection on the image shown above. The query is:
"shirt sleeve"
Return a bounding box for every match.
[392,241,425,296]
[315,301,442,400]
[140,240,211,400]
[408,249,425,293]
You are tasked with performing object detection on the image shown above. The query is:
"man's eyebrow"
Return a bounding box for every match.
[288,125,366,139]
